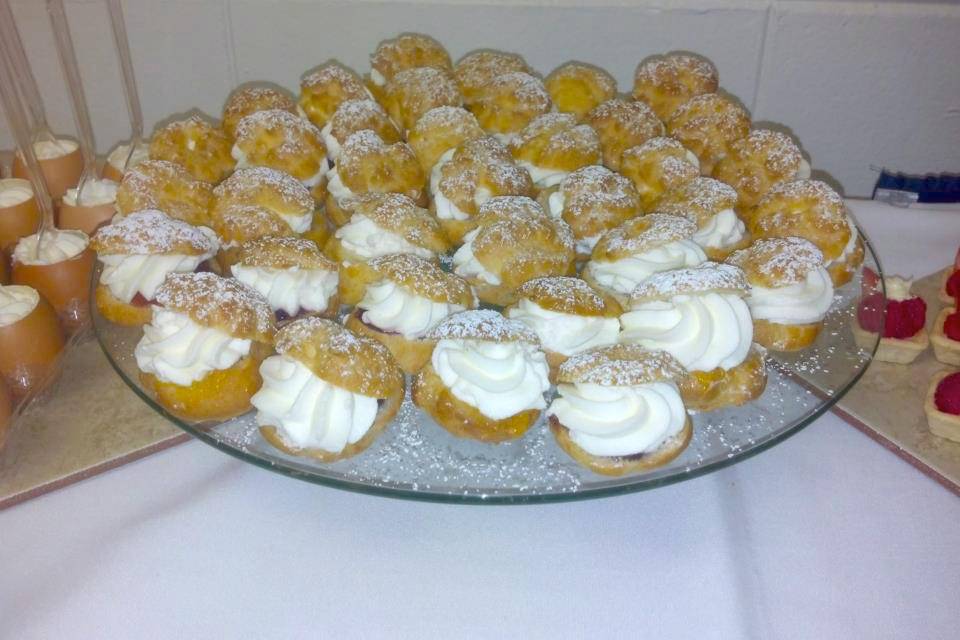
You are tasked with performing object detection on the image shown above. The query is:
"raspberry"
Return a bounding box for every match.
[857,293,885,333]
[947,270,960,299]
[857,294,926,338]
[934,372,960,416]
[944,311,960,341]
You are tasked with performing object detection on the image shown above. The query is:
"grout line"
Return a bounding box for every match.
[750,2,773,117]
[223,0,240,86]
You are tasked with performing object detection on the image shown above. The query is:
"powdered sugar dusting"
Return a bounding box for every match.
[427,309,539,344]
[93,209,217,255]
[559,344,685,387]
[597,213,696,255]
[214,166,313,211]
[156,271,274,337]
[234,109,324,156]
[631,262,749,301]
[726,236,824,286]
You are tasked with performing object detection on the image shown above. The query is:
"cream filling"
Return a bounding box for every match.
[134,308,251,386]
[507,299,620,356]
[691,208,746,250]
[0,285,40,327]
[319,121,342,161]
[100,252,214,304]
[747,267,834,325]
[325,166,356,203]
[252,355,379,454]
[13,229,88,266]
[358,280,466,340]
[584,240,706,298]
[547,381,687,457]
[31,138,78,160]
[63,179,118,207]
[106,141,150,176]
[620,292,753,372]
[452,229,501,285]
[518,161,568,189]
[0,179,33,207]
[231,264,338,316]
[334,214,434,261]
[432,338,550,420]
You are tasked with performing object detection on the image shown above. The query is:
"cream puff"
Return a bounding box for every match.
[454,49,532,104]
[748,180,864,287]
[12,228,95,332]
[619,137,700,212]
[932,305,960,366]
[252,317,404,461]
[585,98,665,171]
[135,272,275,422]
[231,109,327,199]
[320,99,402,164]
[0,178,41,252]
[632,53,719,121]
[619,262,766,412]
[430,136,534,244]
[452,196,576,306]
[654,177,749,260]
[231,236,338,324]
[91,209,219,326]
[666,93,751,174]
[12,138,83,200]
[582,213,706,305]
[412,309,550,442]
[298,61,372,130]
[547,344,691,475]
[344,252,476,373]
[544,62,618,121]
[58,178,119,236]
[469,72,553,140]
[506,276,621,377]
[726,237,834,351]
[0,284,64,399]
[212,166,320,238]
[115,159,214,226]
[210,202,297,270]
[368,33,453,100]
[222,85,297,139]
[323,130,426,226]
[712,129,810,208]
[539,165,641,259]
[149,114,235,184]
[325,192,449,304]
[407,105,484,174]
[382,66,463,134]
[103,139,150,182]
[508,113,602,189]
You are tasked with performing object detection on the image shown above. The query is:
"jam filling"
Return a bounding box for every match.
[934,372,960,416]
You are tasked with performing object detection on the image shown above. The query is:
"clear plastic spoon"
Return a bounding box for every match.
[0,33,55,256]
[46,0,99,205]
[106,0,144,174]
[0,0,58,147]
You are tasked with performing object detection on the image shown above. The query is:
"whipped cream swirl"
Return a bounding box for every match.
[101,252,215,304]
[335,214,434,261]
[135,308,251,386]
[231,265,338,316]
[359,280,466,339]
[432,338,550,420]
[547,190,565,218]
[620,292,753,372]
[747,267,834,325]
[31,138,78,160]
[507,299,620,356]
[827,216,860,266]
[548,381,687,457]
[252,355,378,453]
[106,141,150,175]
[13,229,88,266]
[325,166,355,201]
[691,209,746,251]
[585,240,705,298]
[319,121,342,161]
[0,285,40,327]
[452,229,500,285]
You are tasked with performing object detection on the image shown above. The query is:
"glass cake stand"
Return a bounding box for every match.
[93,231,882,504]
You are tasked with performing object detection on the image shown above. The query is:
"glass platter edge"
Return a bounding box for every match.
[91,224,882,505]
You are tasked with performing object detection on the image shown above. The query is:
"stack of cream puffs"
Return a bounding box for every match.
[87,32,864,474]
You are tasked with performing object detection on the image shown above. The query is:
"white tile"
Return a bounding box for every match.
[228,0,767,113]
[754,2,960,196]
[0,0,234,155]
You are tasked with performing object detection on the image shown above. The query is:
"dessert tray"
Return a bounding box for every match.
[93,239,880,504]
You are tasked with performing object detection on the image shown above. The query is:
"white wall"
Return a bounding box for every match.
[2,0,959,197]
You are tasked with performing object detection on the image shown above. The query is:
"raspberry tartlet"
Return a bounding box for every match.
[852,268,928,364]
[924,370,960,443]
[931,300,960,366]
[939,248,960,306]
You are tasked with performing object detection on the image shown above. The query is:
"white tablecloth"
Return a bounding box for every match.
[2,200,959,639]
